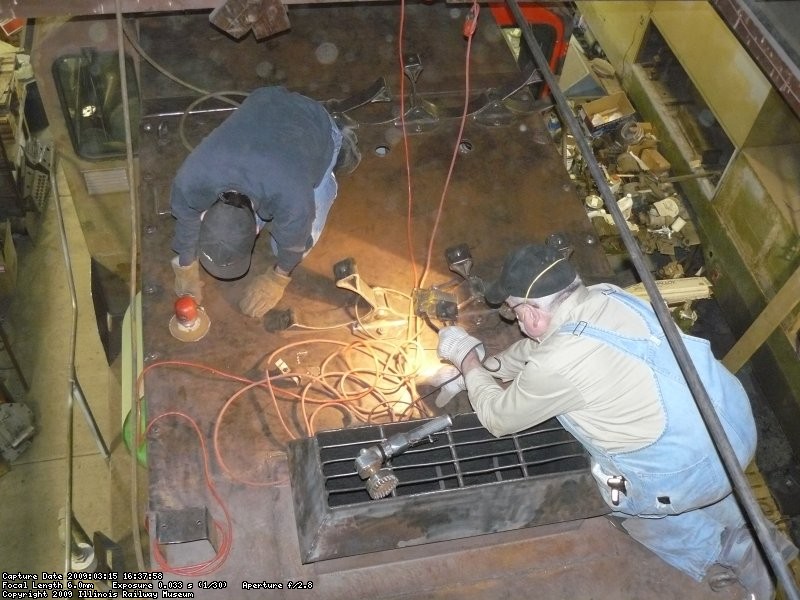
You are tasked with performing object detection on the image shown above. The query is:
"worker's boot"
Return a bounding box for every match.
[705,563,738,592]
[717,526,775,600]
[335,126,361,175]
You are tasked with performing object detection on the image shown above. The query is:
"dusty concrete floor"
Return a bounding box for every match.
[0,164,146,574]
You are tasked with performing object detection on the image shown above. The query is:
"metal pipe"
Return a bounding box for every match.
[73,381,111,460]
[114,0,146,572]
[504,2,800,598]
[52,153,76,579]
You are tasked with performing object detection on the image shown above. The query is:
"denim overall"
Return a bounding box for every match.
[556,287,757,580]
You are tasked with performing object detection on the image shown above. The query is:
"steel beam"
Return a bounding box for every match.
[1,0,393,20]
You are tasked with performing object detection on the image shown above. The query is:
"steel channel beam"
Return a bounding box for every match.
[2,0,495,19]
[503,1,800,598]
[0,0,400,19]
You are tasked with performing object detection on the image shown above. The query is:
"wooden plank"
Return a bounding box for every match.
[723,263,800,372]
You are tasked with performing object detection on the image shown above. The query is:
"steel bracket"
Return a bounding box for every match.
[333,258,406,336]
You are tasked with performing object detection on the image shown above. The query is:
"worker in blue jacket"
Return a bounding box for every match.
[170,86,360,317]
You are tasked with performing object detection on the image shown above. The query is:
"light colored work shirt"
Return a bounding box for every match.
[464,284,666,452]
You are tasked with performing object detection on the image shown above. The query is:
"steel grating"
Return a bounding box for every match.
[287,413,609,563]
[321,414,590,506]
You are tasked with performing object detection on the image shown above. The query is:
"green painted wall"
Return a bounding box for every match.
[717,149,800,304]
[576,1,769,147]
[650,3,770,148]
[574,1,651,72]
[745,89,800,148]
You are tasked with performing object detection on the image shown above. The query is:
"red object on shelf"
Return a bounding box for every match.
[0,18,25,38]
[487,3,571,98]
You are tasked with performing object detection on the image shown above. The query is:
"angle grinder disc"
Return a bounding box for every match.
[169,307,211,342]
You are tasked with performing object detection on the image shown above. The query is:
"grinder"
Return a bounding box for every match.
[354,415,453,499]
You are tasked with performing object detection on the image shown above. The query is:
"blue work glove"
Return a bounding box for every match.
[437,326,486,370]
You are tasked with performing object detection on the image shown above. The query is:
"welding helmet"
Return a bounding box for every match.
[197,191,257,280]
[484,243,576,305]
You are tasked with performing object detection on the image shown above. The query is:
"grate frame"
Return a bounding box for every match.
[287,413,609,563]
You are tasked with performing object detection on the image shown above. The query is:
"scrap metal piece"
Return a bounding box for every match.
[263,308,296,332]
[0,402,35,462]
[209,0,290,40]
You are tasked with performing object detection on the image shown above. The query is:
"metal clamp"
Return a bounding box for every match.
[606,475,627,506]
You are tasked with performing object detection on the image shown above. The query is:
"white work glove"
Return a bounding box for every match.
[434,370,466,408]
[239,267,292,318]
[437,326,486,370]
[171,256,204,303]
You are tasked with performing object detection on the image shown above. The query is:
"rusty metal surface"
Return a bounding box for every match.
[209,0,291,40]
[125,5,743,597]
[134,4,534,115]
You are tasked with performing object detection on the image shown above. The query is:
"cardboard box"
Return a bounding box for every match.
[0,19,25,39]
[640,148,671,175]
[579,91,637,136]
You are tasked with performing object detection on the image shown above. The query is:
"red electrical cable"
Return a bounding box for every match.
[147,411,233,576]
[134,336,435,571]
[397,0,419,290]
[418,0,480,289]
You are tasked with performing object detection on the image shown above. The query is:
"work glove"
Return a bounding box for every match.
[335,126,362,175]
[239,267,292,318]
[433,366,467,408]
[171,256,204,303]
[437,326,486,370]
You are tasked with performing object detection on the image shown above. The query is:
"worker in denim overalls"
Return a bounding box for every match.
[436,243,797,599]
